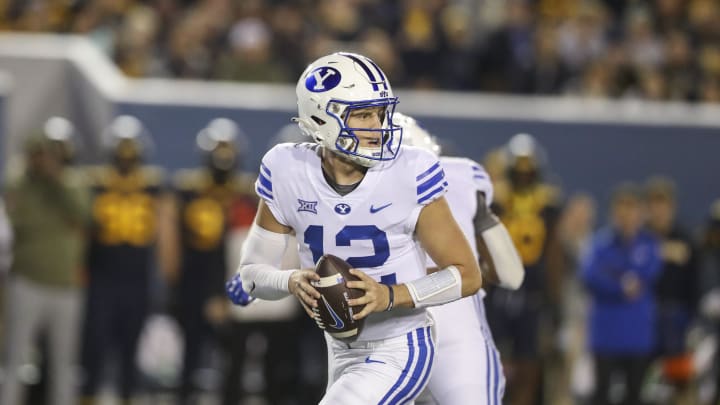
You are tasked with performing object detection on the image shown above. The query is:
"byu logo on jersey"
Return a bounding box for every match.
[305,67,341,92]
[334,203,351,215]
[297,199,318,214]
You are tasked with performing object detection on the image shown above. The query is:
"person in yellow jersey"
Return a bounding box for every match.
[169,118,257,404]
[80,115,167,404]
[486,133,566,405]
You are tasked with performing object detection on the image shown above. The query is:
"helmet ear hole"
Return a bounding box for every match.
[311,116,326,125]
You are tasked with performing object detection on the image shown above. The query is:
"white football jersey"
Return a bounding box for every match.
[427,157,493,264]
[418,157,506,405]
[255,142,448,341]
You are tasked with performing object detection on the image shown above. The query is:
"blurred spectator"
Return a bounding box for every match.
[663,30,699,101]
[688,0,720,45]
[396,0,443,88]
[635,67,668,100]
[698,45,720,82]
[165,8,216,79]
[557,192,597,402]
[487,133,566,405]
[317,0,363,42]
[71,0,126,59]
[359,27,406,88]
[527,21,571,94]
[699,74,720,103]
[581,183,662,405]
[435,4,478,90]
[214,17,291,82]
[167,118,256,404]
[699,199,720,405]
[114,4,164,77]
[0,120,90,405]
[0,197,11,277]
[559,193,597,270]
[80,115,167,404]
[267,3,308,80]
[653,0,685,36]
[477,0,535,93]
[573,59,617,98]
[0,197,10,343]
[556,1,608,74]
[624,7,664,70]
[644,177,699,402]
[1,0,719,104]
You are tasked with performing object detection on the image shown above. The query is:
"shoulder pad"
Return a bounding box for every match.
[81,165,111,186]
[172,169,206,191]
[232,172,259,195]
[537,184,563,207]
[140,166,165,186]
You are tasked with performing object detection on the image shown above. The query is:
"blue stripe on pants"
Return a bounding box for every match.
[402,327,435,403]
[385,327,433,404]
[379,331,416,405]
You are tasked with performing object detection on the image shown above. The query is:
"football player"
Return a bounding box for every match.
[228,52,482,404]
[80,115,166,404]
[396,113,524,405]
[169,118,257,403]
[487,133,565,405]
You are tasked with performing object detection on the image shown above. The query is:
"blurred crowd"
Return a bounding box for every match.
[0,116,325,405]
[0,115,719,405]
[1,0,719,103]
[482,135,720,405]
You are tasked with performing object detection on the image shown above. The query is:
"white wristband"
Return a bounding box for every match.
[405,266,463,308]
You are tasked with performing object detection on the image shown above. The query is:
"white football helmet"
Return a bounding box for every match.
[393,112,441,156]
[294,52,402,167]
[102,115,154,169]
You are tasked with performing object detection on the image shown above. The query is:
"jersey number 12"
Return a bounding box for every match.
[304,225,396,285]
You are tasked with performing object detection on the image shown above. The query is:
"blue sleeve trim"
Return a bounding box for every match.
[255,187,274,200]
[261,163,271,177]
[417,184,446,204]
[258,172,273,192]
[417,170,445,195]
[416,162,440,181]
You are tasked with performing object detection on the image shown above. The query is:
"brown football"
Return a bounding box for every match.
[310,254,365,341]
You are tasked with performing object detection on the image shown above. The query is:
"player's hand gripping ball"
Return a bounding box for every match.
[311,254,366,341]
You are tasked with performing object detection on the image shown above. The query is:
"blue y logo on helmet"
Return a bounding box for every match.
[305,67,341,93]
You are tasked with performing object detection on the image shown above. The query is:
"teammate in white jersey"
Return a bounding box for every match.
[395,113,525,405]
[228,53,482,404]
